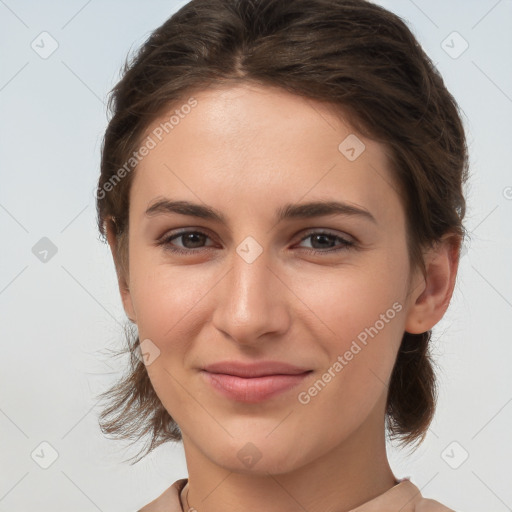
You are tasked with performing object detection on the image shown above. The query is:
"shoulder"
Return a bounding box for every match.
[137,477,455,512]
[415,496,455,512]
[400,480,455,512]
[137,478,188,512]
[350,479,455,512]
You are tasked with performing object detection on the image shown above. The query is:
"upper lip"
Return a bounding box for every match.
[202,361,312,378]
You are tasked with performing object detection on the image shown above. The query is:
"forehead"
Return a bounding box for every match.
[130,83,404,228]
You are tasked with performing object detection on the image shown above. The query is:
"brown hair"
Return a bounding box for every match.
[95,0,469,463]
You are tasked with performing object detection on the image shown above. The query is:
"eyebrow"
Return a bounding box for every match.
[145,198,377,224]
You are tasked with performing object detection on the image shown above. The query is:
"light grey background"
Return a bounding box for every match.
[1,1,511,510]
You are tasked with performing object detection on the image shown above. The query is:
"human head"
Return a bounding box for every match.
[96,0,468,464]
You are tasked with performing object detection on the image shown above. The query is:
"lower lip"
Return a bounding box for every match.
[202,371,311,403]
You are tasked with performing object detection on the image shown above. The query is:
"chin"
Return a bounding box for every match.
[203,434,311,476]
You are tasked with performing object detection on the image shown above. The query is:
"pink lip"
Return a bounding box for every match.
[201,361,312,403]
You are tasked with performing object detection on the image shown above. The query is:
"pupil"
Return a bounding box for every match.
[184,233,204,248]
[313,234,335,249]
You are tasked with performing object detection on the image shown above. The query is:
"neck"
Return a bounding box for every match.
[181,402,397,512]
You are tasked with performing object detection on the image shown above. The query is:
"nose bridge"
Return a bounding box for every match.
[212,240,289,343]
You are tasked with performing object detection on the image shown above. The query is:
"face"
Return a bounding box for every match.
[114,83,426,474]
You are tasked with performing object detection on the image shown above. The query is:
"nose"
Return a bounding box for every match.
[211,246,291,346]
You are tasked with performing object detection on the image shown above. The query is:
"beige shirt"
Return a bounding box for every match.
[138,477,455,511]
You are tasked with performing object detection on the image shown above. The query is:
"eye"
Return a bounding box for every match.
[157,229,355,256]
[158,230,216,255]
[295,230,355,254]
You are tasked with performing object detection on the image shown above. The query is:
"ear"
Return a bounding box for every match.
[105,218,137,323]
[404,233,461,334]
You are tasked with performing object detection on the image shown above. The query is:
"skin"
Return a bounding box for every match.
[106,82,460,512]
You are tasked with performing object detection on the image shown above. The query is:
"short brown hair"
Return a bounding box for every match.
[96,0,469,463]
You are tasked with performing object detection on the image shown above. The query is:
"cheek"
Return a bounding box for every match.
[130,261,211,422]
[128,251,215,349]
[294,284,404,443]
[292,258,406,398]
[294,259,406,343]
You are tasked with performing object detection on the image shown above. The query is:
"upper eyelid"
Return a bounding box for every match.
[298,230,354,244]
[160,227,216,242]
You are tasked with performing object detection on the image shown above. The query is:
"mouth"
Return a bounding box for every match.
[200,361,313,403]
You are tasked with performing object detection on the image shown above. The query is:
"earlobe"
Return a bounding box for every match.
[404,234,461,335]
[119,286,137,324]
[105,217,137,324]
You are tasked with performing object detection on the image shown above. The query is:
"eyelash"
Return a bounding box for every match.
[157,229,355,255]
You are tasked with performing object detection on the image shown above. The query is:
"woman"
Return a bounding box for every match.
[96,0,468,510]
